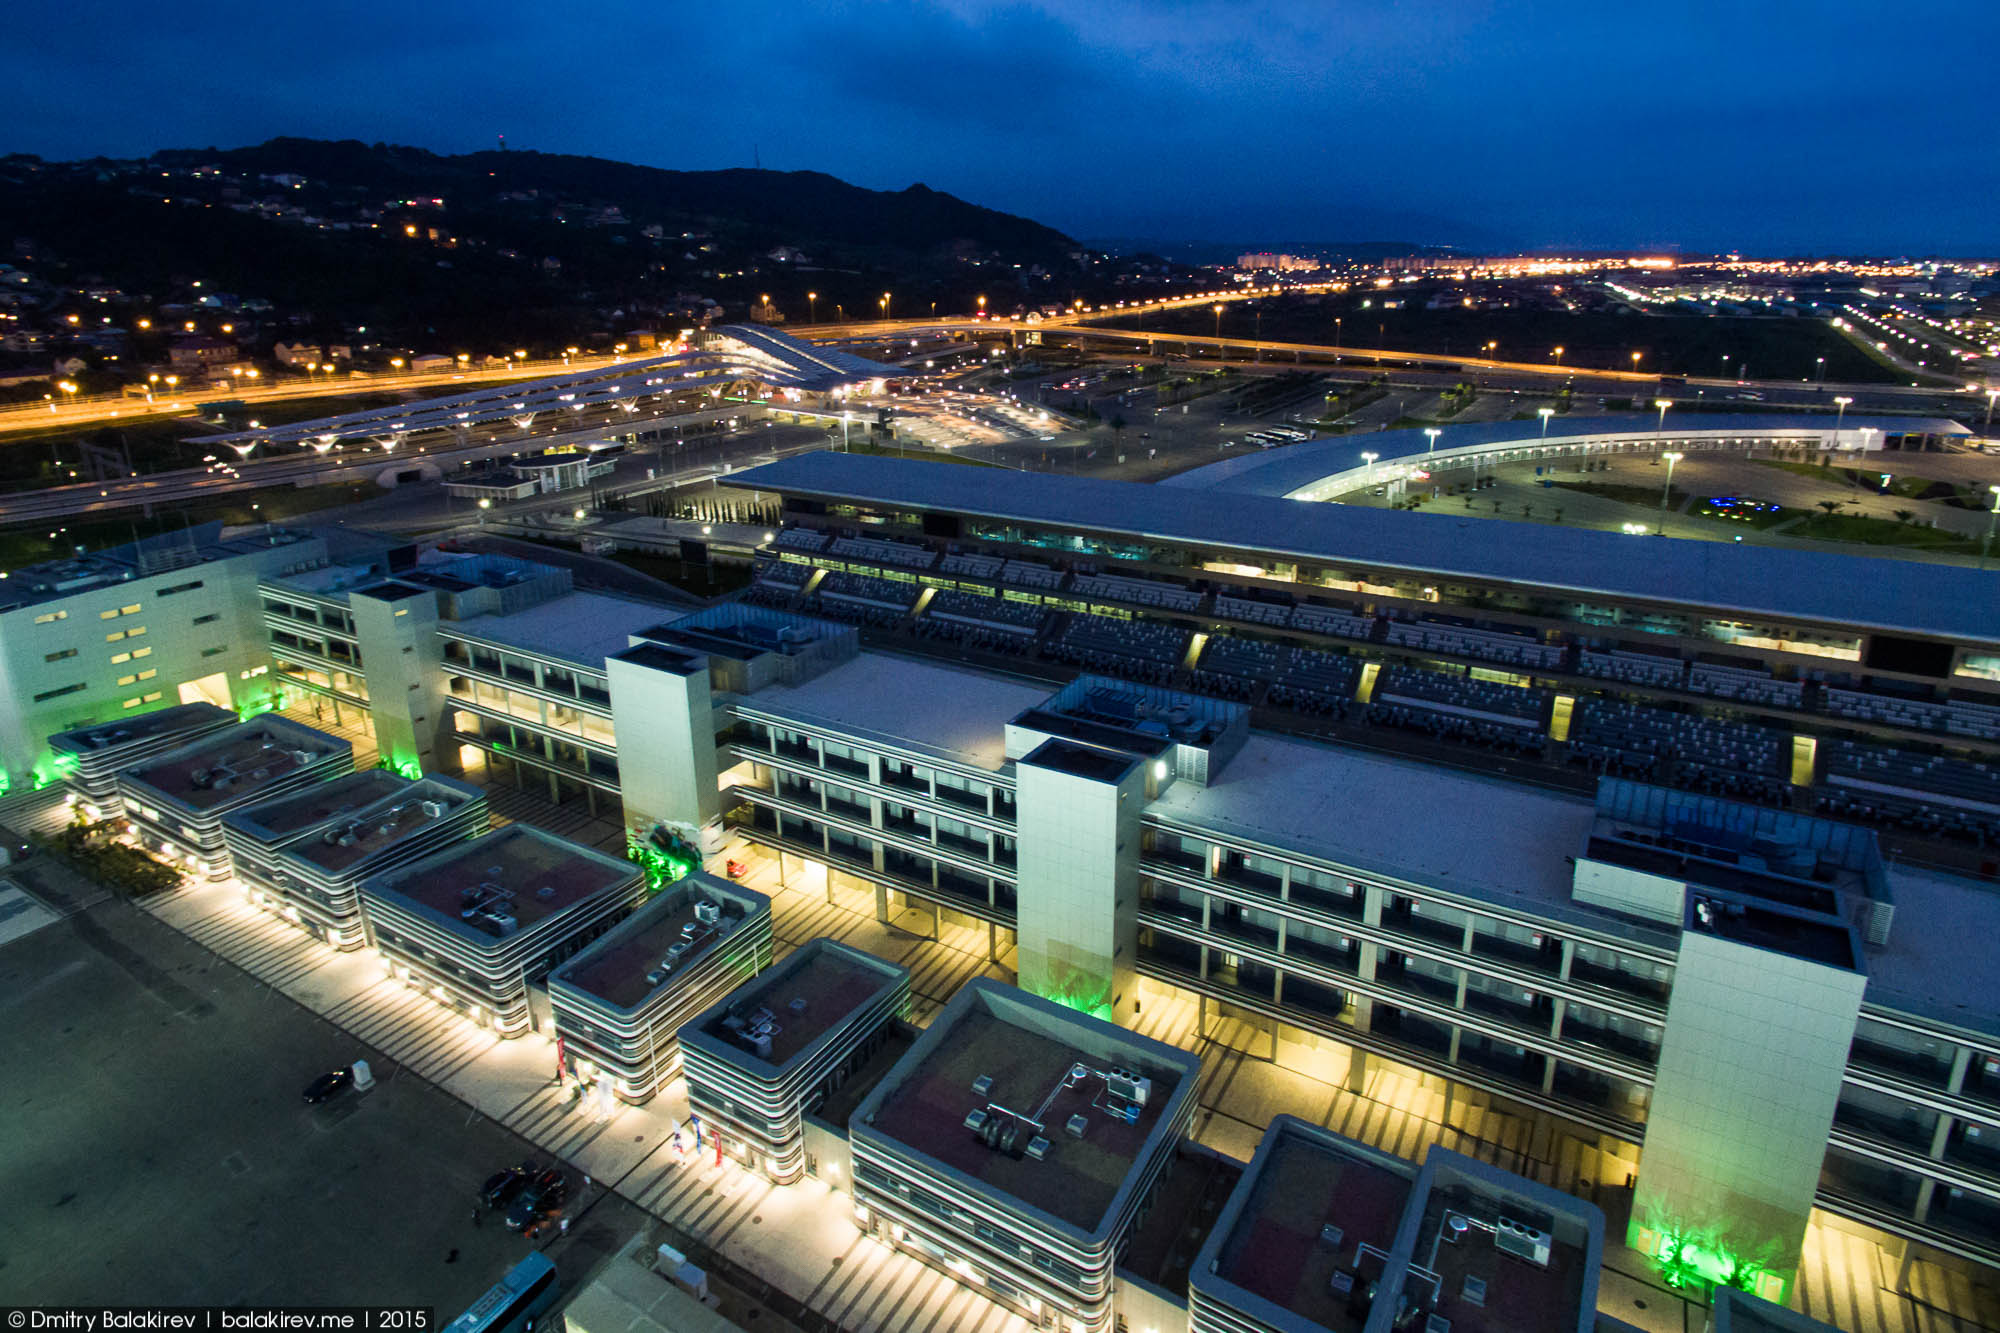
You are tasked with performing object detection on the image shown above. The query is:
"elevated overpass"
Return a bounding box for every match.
[1163,413,1973,501]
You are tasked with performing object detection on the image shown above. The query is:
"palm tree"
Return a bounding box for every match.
[1893,508,1915,525]
[1815,500,1847,518]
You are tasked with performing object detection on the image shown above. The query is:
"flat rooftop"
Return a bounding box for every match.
[691,938,905,1070]
[1208,1120,1418,1333]
[283,777,484,877]
[49,702,235,755]
[732,452,2000,646]
[553,874,769,1012]
[365,824,637,943]
[1865,865,2000,1037]
[856,979,1198,1236]
[1401,1161,1595,1333]
[738,650,1048,771]
[0,522,317,613]
[123,721,347,813]
[228,768,411,843]
[1148,732,1606,928]
[450,589,677,668]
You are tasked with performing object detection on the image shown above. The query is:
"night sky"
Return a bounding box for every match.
[7,0,1995,255]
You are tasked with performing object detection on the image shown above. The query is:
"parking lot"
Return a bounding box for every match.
[0,856,650,1311]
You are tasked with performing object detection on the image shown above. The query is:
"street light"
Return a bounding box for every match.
[1423,427,1441,455]
[807,291,818,323]
[977,294,986,318]
[1538,406,1554,439]
[881,291,892,321]
[1815,356,1826,385]
[1654,398,1673,432]
[1552,345,1564,367]
[1658,451,1683,536]
[1361,451,1379,486]
[1213,304,1225,343]
[1986,485,2000,568]
[1834,395,1853,430]
[1984,387,1998,433]
[1630,350,1643,372]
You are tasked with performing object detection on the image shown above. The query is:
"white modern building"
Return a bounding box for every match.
[548,869,773,1103]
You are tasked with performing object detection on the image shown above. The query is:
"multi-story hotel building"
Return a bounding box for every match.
[680,936,910,1183]
[221,769,488,949]
[4,430,1999,1298]
[0,523,328,791]
[359,823,644,1035]
[849,978,1202,1333]
[548,869,773,1103]
[114,716,353,880]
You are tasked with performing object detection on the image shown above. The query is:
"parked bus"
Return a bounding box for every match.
[446,1252,559,1333]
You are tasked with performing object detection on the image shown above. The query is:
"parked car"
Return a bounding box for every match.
[302,1067,354,1105]
[481,1163,536,1211]
[506,1169,568,1231]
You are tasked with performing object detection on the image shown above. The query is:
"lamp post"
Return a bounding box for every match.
[977,294,987,319]
[1552,345,1564,368]
[1985,485,2000,568]
[1659,451,1683,536]
[1423,427,1441,456]
[807,291,818,324]
[1815,356,1826,385]
[1213,304,1224,345]
[1984,387,1997,433]
[1538,406,1554,439]
[1631,350,1643,373]
[1834,395,1852,430]
[882,291,892,321]
[1654,397,1673,432]
[1361,451,1379,488]
[477,497,491,529]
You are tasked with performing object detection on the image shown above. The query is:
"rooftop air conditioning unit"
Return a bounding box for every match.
[1494,1216,1552,1268]
[420,801,444,818]
[965,1109,990,1133]
[971,1074,994,1096]
[1065,1114,1089,1139]
[694,901,721,925]
[1025,1136,1051,1161]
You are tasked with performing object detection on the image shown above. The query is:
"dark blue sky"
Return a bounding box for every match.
[7,1,1995,255]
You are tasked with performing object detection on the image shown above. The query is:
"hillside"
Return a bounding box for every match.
[0,138,1082,351]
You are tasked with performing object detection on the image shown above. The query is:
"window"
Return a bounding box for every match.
[156,580,204,596]
[34,610,67,624]
[111,652,131,665]
[34,682,87,702]
[44,648,77,662]
[142,691,162,703]
[193,612,221,625]
[125,625,147,638]
[121,697,143,709]
[137,669,156,681]
[106,631,126,643]
[117,674,137,686]
[100,609,121,621]
[131,646,151,659]
[121,604,141,615]
[200,646,227,658]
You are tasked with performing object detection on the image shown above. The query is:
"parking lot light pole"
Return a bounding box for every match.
[1659,451,1683,536]
[1985,485,2000,568]
[1538,406,1554,439]
[1834,395,1853,431]
[1424,427,1441,456]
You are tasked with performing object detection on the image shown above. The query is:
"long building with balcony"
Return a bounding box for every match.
[221,769,488,949]
[7,444,2000,1299]
[114,716,353,880]
[359,823,645,1035]
[680,936,910,1183]
[849,978,1203,1333]
[547,870,773,1103]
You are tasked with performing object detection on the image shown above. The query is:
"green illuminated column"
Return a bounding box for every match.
[349,583,445,778]
[1013,740,1147,1023]
[1631,921,1867,1303]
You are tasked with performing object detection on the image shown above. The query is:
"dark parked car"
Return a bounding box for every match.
[481,1163,536,1211]
[302,1067,354,1104]
[505,1169,568,1231]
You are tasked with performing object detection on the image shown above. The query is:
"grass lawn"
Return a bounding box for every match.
[1549,480,1691,508]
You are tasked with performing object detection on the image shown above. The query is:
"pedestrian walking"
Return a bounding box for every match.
[471,1207,482,1227]
[559,1217,570,1236]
